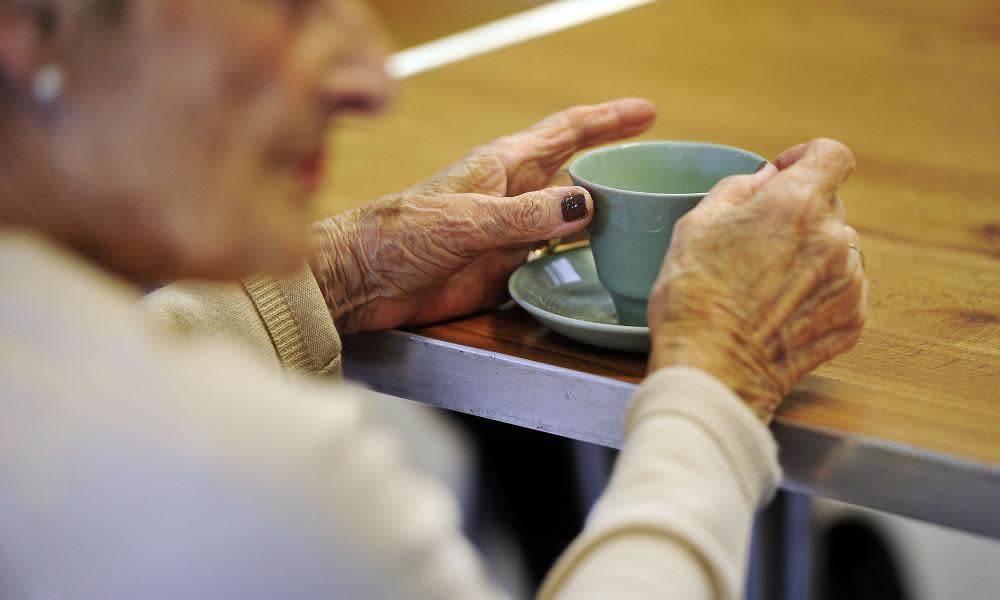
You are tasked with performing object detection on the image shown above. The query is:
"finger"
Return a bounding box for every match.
[421,99,655,197]
[770,138,856,202]
[474,186,594,251]
[698,162,779,210]
[833,195,846,222]
[545,167,573,189]
[410,148,506,196]
[520,97,657,148]
[773,142,810,169]
[496,98,657,190]
[845,224,864,268]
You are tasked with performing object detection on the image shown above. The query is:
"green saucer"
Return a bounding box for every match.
[508,247,650,353]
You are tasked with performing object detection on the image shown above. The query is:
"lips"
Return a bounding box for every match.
[296,149,325,191]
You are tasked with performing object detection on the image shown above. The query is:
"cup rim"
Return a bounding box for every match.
[568,140,766,198]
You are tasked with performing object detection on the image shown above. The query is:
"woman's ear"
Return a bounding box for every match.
[0,7,53,94]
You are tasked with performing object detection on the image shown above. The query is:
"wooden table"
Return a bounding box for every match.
[323,0,1000,538]
[364,0,549,48]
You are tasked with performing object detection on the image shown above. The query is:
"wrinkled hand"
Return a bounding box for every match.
[647,139,868,423]
[311,98,656,333]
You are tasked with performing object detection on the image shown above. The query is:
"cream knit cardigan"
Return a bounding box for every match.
[0,230,780,599]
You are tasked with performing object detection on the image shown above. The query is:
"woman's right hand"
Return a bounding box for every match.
[646,138,867,423]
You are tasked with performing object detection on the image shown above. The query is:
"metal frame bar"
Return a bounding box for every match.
[342,330,1000,539]
[745,491,816,600]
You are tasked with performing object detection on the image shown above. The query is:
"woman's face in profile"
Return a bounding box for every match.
[47,0,392,278]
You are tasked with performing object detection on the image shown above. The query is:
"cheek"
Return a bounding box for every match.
[211,14,312,178]
[159,5,318,275]
[216,9,300,103]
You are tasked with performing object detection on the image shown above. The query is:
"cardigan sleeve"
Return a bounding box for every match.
[538,367,782,600]
[141,265,342,378]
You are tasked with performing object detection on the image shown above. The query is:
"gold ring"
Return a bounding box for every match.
[528,238,591,262]
[528,238,561,262]
[847,242,865,268]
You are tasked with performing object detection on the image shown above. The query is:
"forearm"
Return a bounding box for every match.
[539,367,780,600]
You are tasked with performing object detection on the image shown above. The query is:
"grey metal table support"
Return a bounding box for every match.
[342,329,1000,540]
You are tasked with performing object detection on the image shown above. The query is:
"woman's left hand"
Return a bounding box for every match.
[309,98,656,333]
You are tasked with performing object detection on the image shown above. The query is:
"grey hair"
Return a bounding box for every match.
[5,0,127,34]
[89,0,127,23]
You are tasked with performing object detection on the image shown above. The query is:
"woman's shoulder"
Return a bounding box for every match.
[0,229,359,442]
[0,233,403,596]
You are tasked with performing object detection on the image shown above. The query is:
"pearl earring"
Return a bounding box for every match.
[32,64,64,105]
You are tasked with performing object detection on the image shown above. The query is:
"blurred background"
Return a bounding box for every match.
[319,1,1000,598]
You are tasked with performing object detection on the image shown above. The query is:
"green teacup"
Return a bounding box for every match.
[569,141,766,326]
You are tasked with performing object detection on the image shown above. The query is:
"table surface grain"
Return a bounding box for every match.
[318,0,1000,467]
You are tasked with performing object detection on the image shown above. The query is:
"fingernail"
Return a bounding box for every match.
[561,192,588,222]
[754,160,769,173]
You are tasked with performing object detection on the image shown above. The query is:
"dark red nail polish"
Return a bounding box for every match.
[561,192,588,222]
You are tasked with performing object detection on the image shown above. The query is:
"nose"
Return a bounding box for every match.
[316,1,395,116]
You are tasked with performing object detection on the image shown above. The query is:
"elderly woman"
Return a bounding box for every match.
[0,1,866,599]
